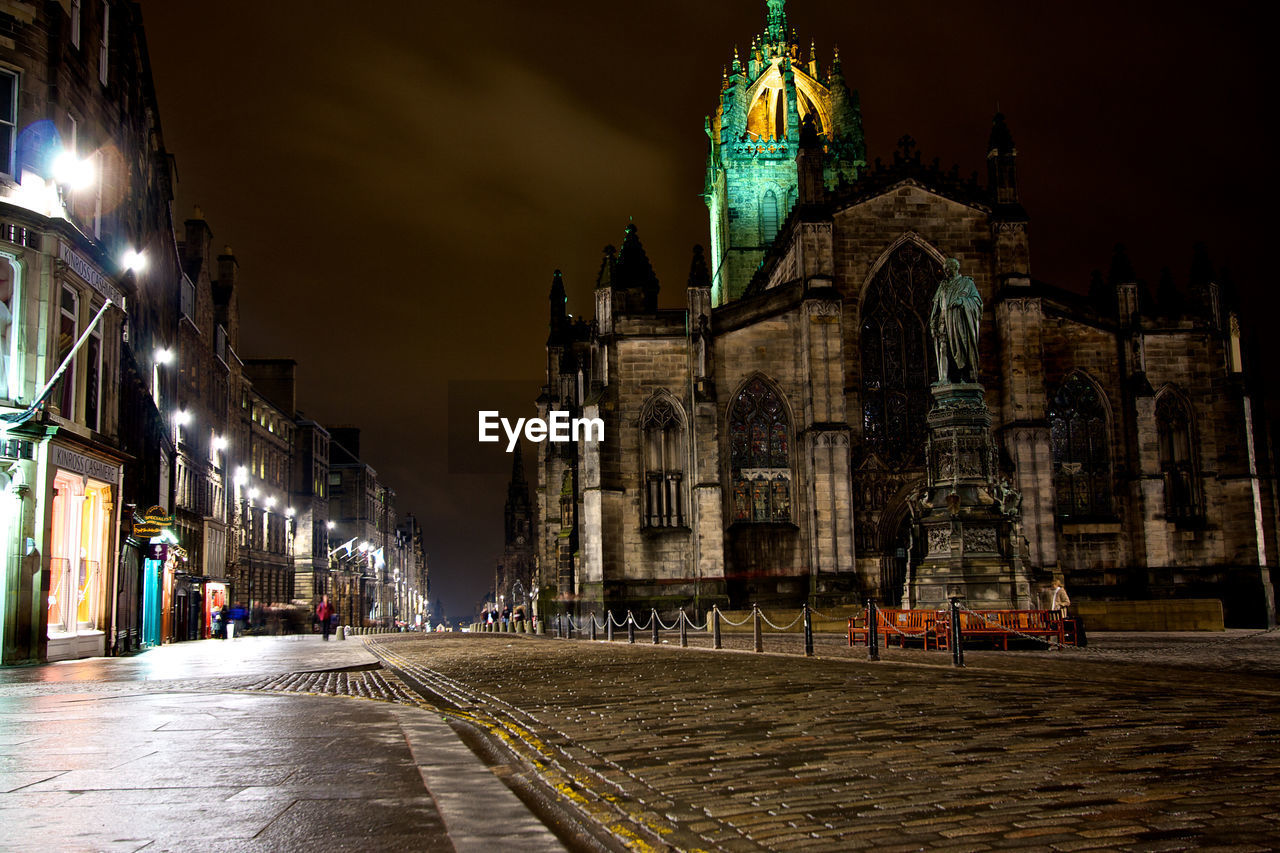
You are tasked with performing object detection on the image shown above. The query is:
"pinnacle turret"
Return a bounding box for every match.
[688,245,711,289]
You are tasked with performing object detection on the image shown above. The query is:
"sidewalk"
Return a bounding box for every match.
[0,635,566,853]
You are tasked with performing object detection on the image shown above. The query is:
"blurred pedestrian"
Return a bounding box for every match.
[317,595,334,641]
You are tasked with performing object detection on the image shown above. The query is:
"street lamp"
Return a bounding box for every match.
[51,149,94,191]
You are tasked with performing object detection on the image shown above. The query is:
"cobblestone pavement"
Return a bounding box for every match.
[369,632,1280,852]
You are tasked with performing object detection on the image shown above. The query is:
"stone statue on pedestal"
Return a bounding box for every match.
[929,258,982,385]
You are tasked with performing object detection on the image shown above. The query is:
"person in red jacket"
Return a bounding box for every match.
[317,595,334,641]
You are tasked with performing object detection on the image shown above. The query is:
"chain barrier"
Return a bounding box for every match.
[631,610,653,631]
[758,611,804,631]
[718,609,753,627]
[654,612,678,631]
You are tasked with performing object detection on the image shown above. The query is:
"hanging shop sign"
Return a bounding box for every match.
[133,505,174,538]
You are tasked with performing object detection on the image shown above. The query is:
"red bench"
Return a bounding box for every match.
[934,609,1072,650]
[848,608,944,650]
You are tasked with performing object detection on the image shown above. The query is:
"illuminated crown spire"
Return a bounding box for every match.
[765,0,787,45]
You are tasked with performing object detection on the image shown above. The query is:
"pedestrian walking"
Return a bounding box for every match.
[317,595,334,641]
[1049,579,1070,617]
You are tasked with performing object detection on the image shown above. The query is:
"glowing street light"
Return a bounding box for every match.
[173,410,191,427]
[264,496,277,509]
[213,435,228,452]
[234,467,248,486]
[326,521,335,530]
[154,348,173,365]
[247,488,259,501]
[122,249,147,273]
[51,150,94,191]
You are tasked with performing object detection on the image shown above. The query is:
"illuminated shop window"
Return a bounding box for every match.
[47,474,110,637]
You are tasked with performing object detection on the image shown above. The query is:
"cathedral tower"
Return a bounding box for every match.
[704,0,866,306]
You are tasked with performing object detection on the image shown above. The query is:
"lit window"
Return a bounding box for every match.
[55,285,79,420]
[71,0,82,48]
[98,2,110,86]
[85,307,102,431]
[0,70,15,178]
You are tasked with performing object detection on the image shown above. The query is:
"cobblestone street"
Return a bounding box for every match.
[370,631,1280,852]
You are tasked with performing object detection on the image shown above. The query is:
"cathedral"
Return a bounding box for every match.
[533,0,1279,627]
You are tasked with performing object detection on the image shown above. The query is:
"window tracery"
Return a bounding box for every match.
[859,243,938,468]
[641,396,685,528]
[1049,373,1113,517]
[729,378,792,523]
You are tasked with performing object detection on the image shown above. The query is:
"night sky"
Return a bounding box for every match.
[138,1,1273,618]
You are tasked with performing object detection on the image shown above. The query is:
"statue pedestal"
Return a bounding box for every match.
[908,383,1033,610]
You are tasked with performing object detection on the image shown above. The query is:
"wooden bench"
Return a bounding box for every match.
[848,608,944,650]
[934,609,1071,650]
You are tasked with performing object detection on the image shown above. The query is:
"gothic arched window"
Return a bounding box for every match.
[729,378,792,523]
[859,242,939,468]
[641,396,685,528]
[760,190,779,245]
[1157,391,1202,522]
[1049,373,1113,518]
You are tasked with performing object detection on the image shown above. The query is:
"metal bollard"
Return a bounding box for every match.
[803,603,814,657]
[567,614,575,640]
[950,598,965,668]
[556,614,563,639]
[713,606,722,649]
[679,608,688,648]
[590,612,597,642]
[868,599,880,662]
[753,604,763,653]
[607,614,614,642]
[627,611,636,644]
[652,609,660,645]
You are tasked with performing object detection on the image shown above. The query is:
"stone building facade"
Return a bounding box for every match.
[495,448,535,619]
[536,0,1279,627]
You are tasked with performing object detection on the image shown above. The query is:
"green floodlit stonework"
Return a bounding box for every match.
[705,0,865,306]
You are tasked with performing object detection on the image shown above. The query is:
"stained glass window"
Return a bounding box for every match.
[1049,373,1113,517]
[641,397,685,528]
[729,378,792,523]
[860,243,939,469]
[1156,391,1202,521]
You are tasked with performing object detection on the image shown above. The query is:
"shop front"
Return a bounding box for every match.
[44,443,123,662]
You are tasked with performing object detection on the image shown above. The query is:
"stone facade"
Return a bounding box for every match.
[536,0,1280,627]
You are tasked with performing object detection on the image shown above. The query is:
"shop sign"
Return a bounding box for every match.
[133,505,173,537]
[51,445,120,485]
[58,241,124,304]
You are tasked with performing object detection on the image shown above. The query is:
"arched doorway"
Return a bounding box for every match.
[877,482,927,607]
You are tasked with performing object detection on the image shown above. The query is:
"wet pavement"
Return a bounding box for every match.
[0,635,567,853]
[367,629,1280,852]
